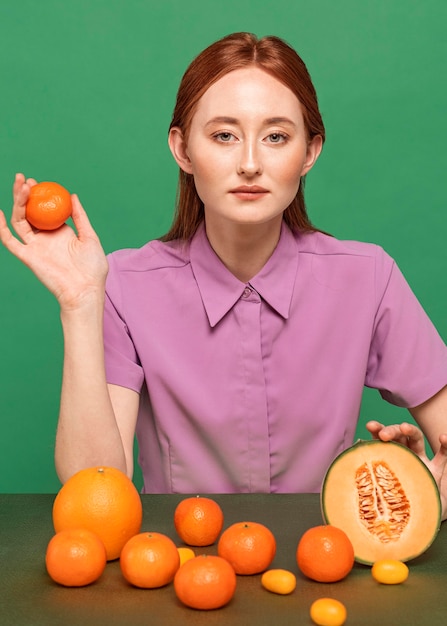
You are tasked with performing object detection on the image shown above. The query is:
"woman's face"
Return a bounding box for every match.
[169,67,322,231]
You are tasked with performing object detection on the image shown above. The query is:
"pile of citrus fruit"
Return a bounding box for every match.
[45,467,410,622]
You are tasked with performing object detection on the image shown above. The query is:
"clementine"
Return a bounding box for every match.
[52,466,143,560]
[178,547,196,566]
[217,521,276,575]
[120,532,180,588]
[26,181,72,230]
[174,496,224,546]
[45,528,107,587]
[296,525,354,583]
[174,554,237,610]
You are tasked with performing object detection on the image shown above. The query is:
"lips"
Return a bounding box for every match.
[229,185,269,200]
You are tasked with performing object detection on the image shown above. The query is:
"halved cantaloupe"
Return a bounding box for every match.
[321,440,441,564]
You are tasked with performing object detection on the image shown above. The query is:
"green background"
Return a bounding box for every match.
[1,0,446,492]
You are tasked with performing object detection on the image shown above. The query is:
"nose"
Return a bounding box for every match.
[237,139,262,176]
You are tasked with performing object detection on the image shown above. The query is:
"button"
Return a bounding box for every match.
[242,287,252,298]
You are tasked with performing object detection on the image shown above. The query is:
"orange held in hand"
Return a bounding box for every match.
[26,181,72,230]
[174,496,224,546]
[296,525,354,583]
[174,554,237,610]
[217,521,276,575]
[120,532,180,588]
[45,528,107,587]
[52,466,143,561]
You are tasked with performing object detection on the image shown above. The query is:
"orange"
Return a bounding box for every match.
[52,466,143,560]
[45,528,107,587]
[178,547,196,566]
[310,598,347,626]
[296,525,354,583]
[120,532,180,588]
[174,554,237,610]
[261,569,297,595]
[174,496,224,546]
[217,521,276,575]
[26,181,72,230]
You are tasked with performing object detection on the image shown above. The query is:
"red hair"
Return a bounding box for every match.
[162,32,325,241]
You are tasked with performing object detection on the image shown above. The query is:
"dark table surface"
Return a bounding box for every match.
[1,493,446,625]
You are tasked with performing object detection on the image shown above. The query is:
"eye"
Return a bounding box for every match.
[213,132,236,142]
[266,132,288,144]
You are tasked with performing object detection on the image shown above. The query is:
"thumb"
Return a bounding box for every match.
[70,194,99,240]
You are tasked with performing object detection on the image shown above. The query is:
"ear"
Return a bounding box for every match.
[301,134,323,177]
[168,127,194,174]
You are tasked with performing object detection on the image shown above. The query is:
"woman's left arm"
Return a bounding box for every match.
[367,385,447,521]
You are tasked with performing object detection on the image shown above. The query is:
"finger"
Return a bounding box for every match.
[70,194,100,241]
[366,420,385,438]
[428,433,447,482]
[367,422,426,455]
[0,209,27,261]
[11,176,39,241]
[398,422,427,456]
[11,175,30,217]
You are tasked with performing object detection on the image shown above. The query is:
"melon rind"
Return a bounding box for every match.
[321,440,441,565]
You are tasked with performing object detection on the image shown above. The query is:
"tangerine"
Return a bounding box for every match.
[26,181,72,230]
[120,532,180,588]
[174,554,237,610]
[52,466,143,560]
[178,547,196,566]
[310,598,347,626]
[174,496,224,546]
[296,525,354,583]
[45,528,107,587]
[217,521,276,575]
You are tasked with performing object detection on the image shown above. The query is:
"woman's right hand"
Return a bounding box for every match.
[0,173,109,311]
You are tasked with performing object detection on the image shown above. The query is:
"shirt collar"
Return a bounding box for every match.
[190,221,299,327]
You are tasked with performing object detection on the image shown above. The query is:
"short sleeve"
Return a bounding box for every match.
[366,255,447,407]
[103,257,145,393]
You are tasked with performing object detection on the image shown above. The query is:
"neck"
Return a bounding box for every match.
[204,217,283,283]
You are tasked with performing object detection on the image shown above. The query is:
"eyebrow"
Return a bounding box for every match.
[204,116,297,128]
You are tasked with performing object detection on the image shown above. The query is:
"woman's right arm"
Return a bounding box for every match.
[0,173,138,482]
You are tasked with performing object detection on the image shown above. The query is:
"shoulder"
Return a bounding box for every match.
[295,230,397,292]
[107,238,191,274]
[297,230,390,260]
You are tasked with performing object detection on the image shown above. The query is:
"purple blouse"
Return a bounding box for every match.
[104,222,447,494]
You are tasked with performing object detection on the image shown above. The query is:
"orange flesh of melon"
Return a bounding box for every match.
[321,440,441,564]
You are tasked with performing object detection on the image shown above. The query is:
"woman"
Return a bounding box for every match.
[1,33,447,515]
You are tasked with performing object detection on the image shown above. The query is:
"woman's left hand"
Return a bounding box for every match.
[366,420,447,521]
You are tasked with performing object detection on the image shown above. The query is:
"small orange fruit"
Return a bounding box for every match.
[261,569,297,595]
[120,532,180,588]
[26,181,72,230]
[174,496,224,546]
[45,528,107,587]
[174,554,237,610]
[52,466,143,560]
[371,559,409,584]
[217,521,276,575]
[178,547,196,566]
[296,525,354,583]
[310,598,347,626]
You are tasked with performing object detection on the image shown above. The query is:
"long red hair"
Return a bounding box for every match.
[161,32,325,241]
